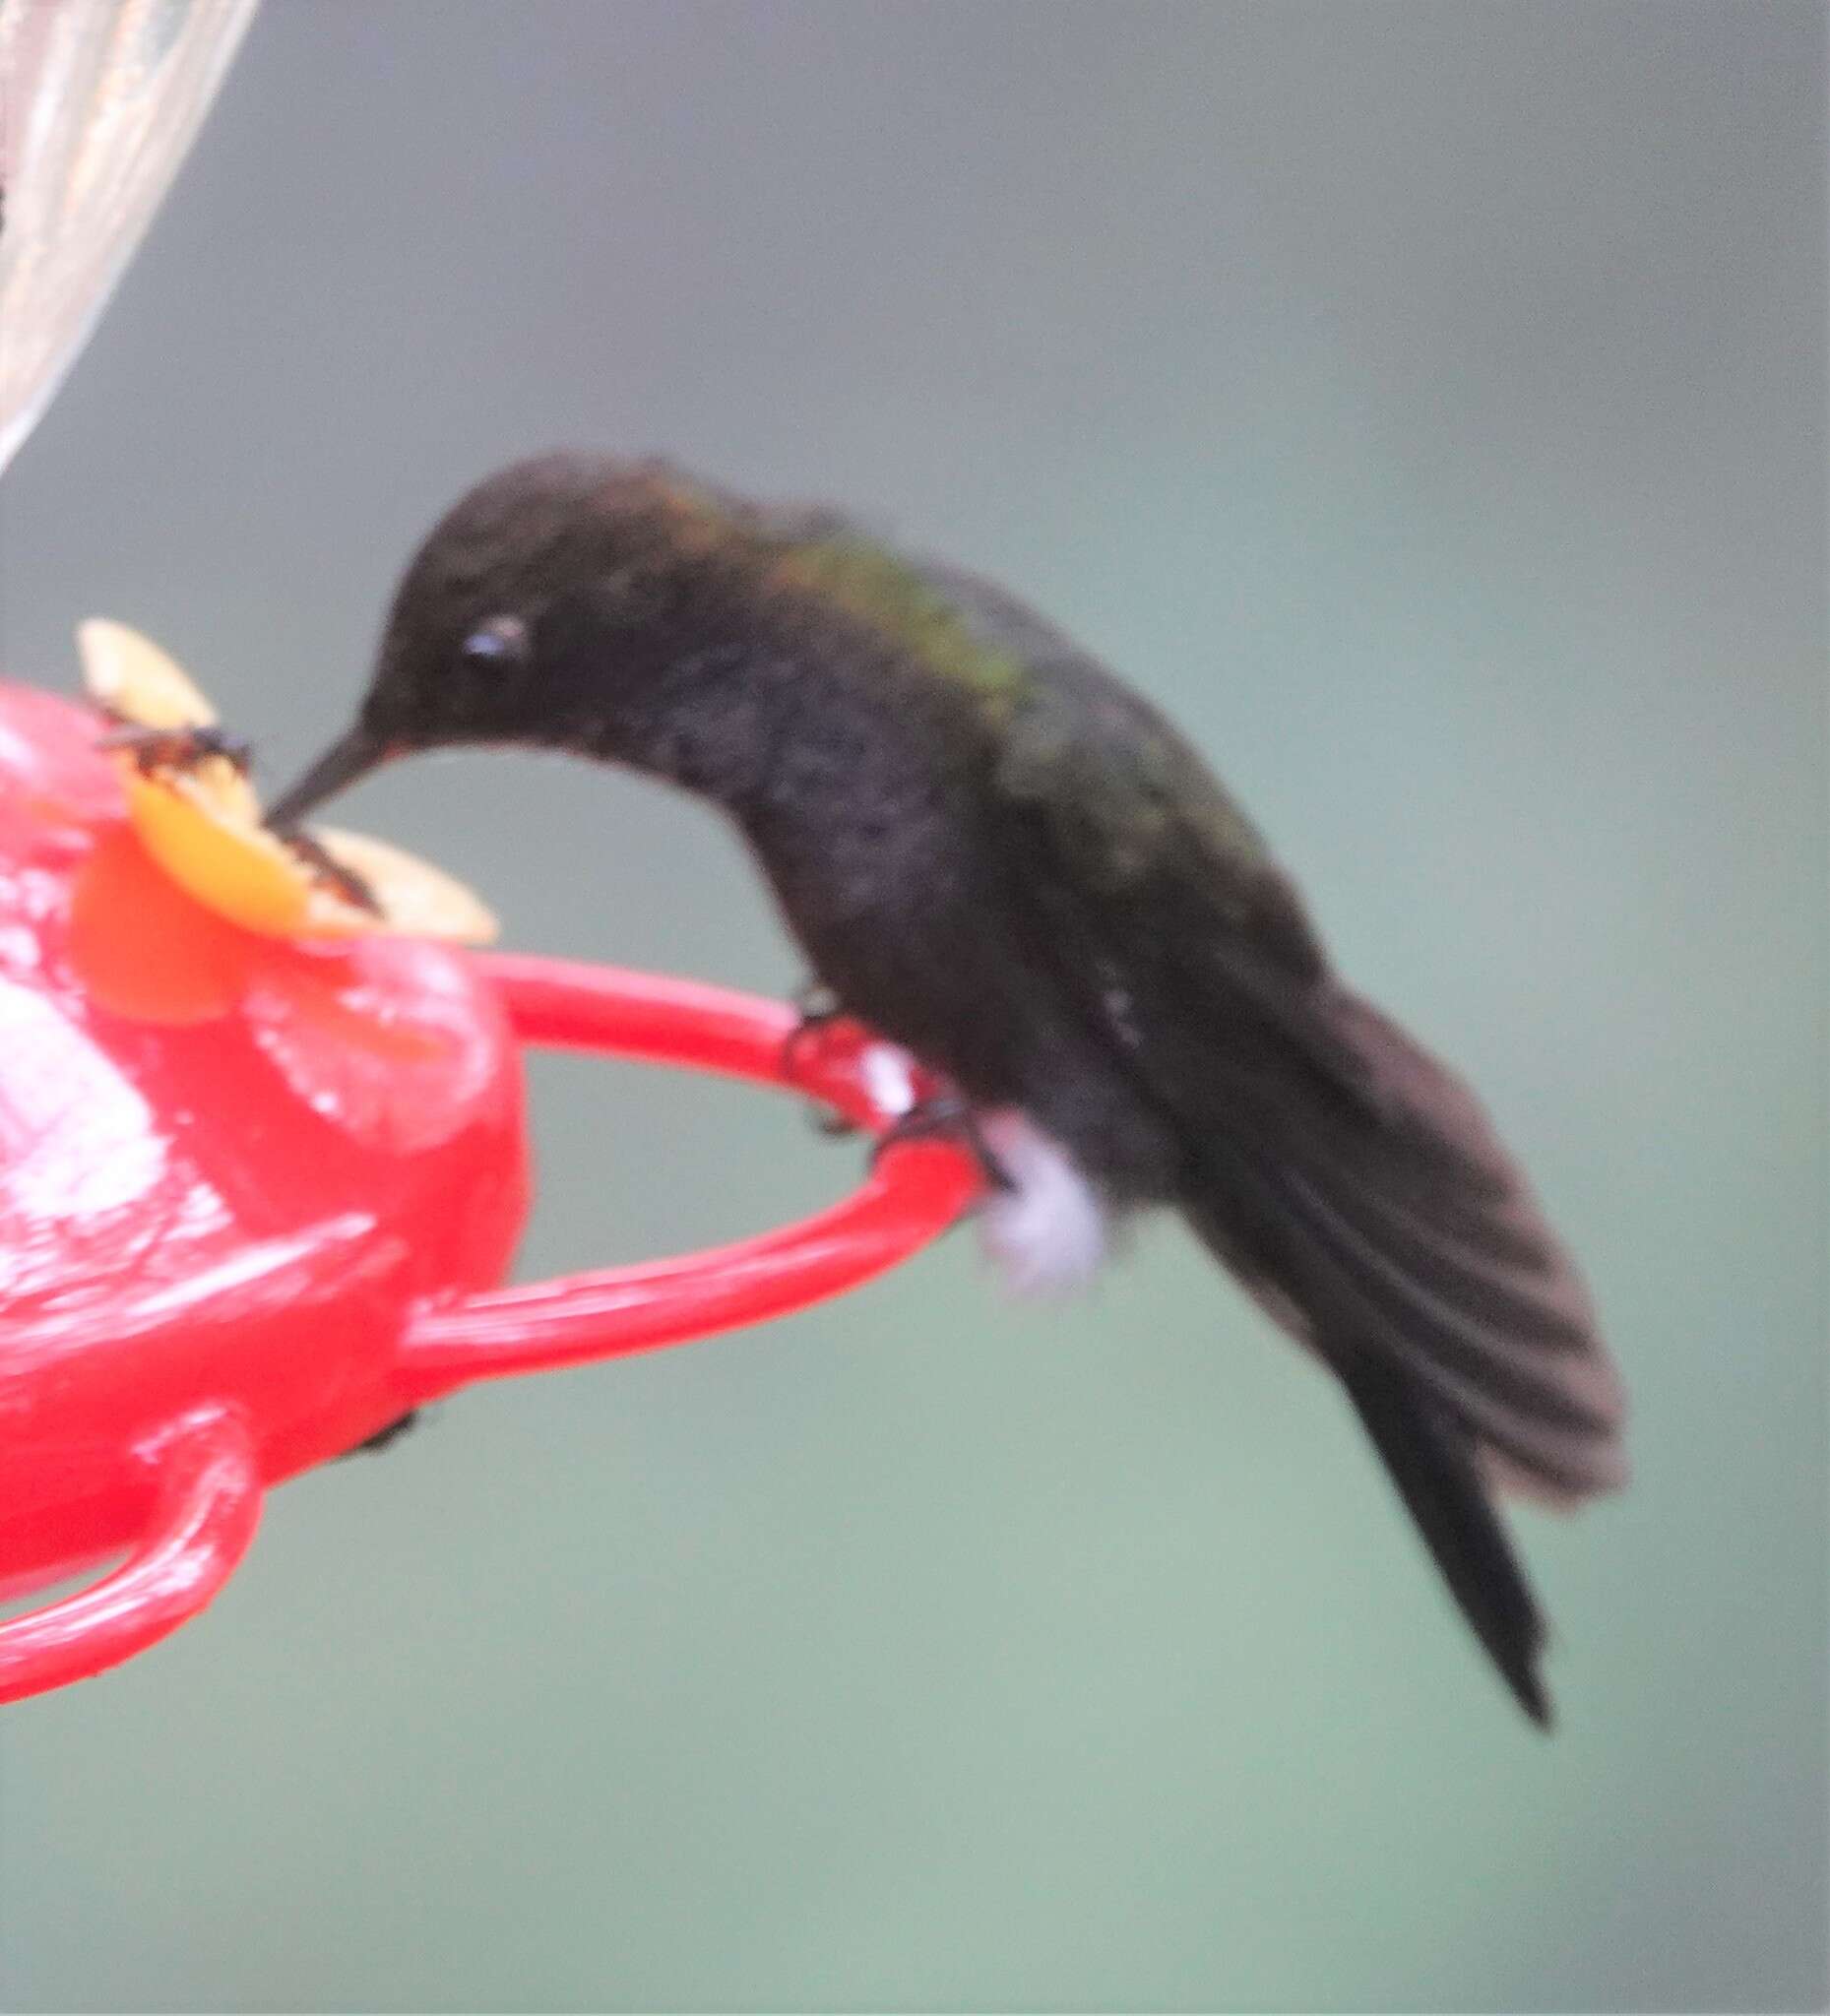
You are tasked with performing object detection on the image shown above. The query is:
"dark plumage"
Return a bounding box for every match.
[270,453,1628,1725]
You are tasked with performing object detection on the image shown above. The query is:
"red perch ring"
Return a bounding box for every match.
[0,680,981,1703]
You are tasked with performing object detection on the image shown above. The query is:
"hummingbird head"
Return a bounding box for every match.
[267,453,761,829]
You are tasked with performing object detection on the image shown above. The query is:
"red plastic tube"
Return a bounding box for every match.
[0,1408,260,1700]
[402,956,981,1395]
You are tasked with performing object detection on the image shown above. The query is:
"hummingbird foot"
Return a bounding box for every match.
[871,1092,1014,1192]
[781,980,860,1136]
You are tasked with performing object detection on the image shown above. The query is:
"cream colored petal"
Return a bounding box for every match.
[121,767,322,936]
[310,828,499,946]
[79,617,219,728]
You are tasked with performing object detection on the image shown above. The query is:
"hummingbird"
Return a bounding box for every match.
[268,453,1627,1725]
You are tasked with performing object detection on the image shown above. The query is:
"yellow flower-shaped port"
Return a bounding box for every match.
[79,619,496,946]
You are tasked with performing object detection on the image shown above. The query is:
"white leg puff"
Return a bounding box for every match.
[975,1108,1110,1298]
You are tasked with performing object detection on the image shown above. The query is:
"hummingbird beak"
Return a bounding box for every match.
[264,726,393,832]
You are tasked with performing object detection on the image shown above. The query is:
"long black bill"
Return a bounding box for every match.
[264,727,391,832]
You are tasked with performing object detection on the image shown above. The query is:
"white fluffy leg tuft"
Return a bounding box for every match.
[975,1109,1109,1298]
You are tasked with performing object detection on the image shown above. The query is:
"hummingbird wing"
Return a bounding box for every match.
[917,563,1625,1720]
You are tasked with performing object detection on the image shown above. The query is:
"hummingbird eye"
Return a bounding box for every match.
[460,613,530,667]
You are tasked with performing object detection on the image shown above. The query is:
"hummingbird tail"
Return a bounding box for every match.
[1339,1358,1550,1727]
[1176,987,1626,1721]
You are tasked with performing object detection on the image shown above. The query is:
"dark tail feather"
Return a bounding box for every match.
[1342,1360,1551,1727]
[1169,978,1622,1718]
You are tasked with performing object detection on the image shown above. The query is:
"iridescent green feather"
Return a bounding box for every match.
[771,536,1031,711]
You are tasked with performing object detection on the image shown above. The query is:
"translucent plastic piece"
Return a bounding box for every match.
[0,0,261,474]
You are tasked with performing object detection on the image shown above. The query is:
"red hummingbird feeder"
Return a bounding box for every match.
[0,668,980,1703]
[0,0,976,1706]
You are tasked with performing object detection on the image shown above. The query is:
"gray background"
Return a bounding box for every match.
[1,3,1823,2010]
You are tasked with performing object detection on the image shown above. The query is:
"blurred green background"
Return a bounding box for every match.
[1,4,1822,2010]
